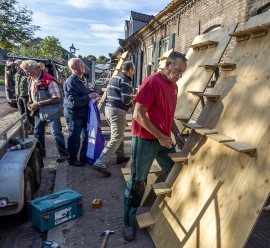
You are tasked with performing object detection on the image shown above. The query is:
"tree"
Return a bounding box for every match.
[96,55,106,63]
[10,36,64,62]
[84,55,97,61]
[0,0,40,50]
[11,44,40,58]
[39,36,63,62]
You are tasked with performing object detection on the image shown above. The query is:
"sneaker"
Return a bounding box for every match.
[116,155,130,164]
[56,155,68,163]
[123,225,135,241]
[92,165,111,177]
[69,160,85,167]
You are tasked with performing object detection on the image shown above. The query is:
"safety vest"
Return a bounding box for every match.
[32,72,62,120]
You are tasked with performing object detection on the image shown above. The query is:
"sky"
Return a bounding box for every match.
[17,0,172,58]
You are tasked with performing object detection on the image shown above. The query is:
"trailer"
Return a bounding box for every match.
[0,114,43,216]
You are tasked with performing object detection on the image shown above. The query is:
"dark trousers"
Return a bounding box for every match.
[17,96,34,130]
[64,113,88,163]
[124,136,176,226]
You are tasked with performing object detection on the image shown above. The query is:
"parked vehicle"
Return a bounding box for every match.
[0,114,43,216]
[95,77,109,86]
[4,56,67,108]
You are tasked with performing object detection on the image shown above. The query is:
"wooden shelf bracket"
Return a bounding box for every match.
[214,63,236,71]
[198,93,221,102]
[198,64,217,72]
[136,212,155,229]
[223,141,256,156]
[189,40,219,51]
[152,182,172,196]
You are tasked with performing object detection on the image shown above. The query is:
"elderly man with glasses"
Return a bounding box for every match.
[123,51,187,241]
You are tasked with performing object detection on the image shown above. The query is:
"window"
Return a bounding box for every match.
[146,45,153,77]
[160,36,170,56]
[146,46,153,65]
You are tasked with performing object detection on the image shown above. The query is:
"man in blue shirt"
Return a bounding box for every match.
[92,61,135,176]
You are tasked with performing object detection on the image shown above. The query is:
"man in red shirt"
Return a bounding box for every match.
[123,51,187,241]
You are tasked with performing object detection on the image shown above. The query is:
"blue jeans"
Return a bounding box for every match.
[64,113,87,163]
[124,136,175,226]
[34,115,68,157]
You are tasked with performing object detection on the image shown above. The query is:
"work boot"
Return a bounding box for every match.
[68,160,85,167]
[116,155,130,164]
[123,225,135,241]
[56,154,68,163]
[92,165,111,177]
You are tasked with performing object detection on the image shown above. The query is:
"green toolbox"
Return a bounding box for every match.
[29,189,83,232]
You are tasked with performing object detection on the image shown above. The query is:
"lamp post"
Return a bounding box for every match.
[69,43,79,54]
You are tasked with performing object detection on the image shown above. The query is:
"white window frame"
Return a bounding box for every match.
[160,36,170,56]
[146,45,153,65]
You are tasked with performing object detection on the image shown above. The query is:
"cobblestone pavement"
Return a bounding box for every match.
[0,108,155,248]
[47,121,155,248]
[0,110,59,248]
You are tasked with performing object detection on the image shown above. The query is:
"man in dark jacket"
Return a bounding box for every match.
[64,58,99,167]
[92,61,135,176]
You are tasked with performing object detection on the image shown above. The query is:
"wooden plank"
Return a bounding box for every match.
[168,152,188,163]
[198,93,221,101]
[136,212,155,228]
[198,64,217,72]
[123,173,131,182]
[215,63,236,71]
[98,51,128,110]
[189,40,219,51]
[224,141,256,155]
[183,123,203,129]
[195,128,218,135]
[147,12,270,248]
[174,116,190,123]
[140,173,160,206]
[207,133,235,143]
[187,90,204,96]
[121,164,161,175]
[175,23,238,132]
[152,182,171,196]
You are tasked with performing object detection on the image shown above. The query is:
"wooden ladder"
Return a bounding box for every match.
[97,51,129,110]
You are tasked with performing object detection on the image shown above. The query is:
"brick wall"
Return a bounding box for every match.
[126,0,270,81]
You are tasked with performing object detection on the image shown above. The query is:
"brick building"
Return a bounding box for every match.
[112,0,270,88]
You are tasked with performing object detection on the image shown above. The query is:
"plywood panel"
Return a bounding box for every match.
[144,12,270,248]
[175,23,237,121]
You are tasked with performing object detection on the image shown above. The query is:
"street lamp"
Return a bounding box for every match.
[69,43,79,54]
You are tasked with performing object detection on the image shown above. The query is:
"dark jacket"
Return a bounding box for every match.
[63,74,95,117]
[15,70,28,97]
[105,72,133,111]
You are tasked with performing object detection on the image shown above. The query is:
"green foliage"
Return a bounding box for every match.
[11,44,40,58]
[0,75,4,85]
[39,36,63,62]
[84,55,97,61]
[0,0,40,50]
[10,36,63,62]
[96,55,106,63]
